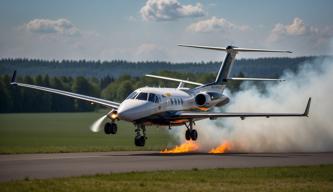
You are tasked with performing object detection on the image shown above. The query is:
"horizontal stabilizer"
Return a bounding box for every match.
[228,77,285,81]
[178,44,292,53]
[145,74,203,86]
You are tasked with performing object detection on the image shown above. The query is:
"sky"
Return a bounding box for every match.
[0,0,332,62]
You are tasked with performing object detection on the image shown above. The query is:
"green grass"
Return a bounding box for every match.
[0,113,175,154]
[1,165,333,191]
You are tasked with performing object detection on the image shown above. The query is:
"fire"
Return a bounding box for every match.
[160,141,199,153]
[209,141,232,154]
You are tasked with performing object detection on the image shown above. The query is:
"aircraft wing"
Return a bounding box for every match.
[175,98,311,120]
[10,71,120,109]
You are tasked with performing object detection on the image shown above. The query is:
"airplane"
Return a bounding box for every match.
[10,44,311,147]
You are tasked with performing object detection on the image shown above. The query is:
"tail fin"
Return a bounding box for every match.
[178,44,291,85]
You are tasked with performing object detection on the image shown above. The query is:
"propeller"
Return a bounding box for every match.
[90,115,108,133]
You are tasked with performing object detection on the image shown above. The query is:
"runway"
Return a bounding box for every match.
[1,151,333,182]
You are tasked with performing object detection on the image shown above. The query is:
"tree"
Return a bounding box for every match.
[34,75,52,112]
[21,76,36,112]
[50,77,75,112]
[72,76,99,111]
[100,75,114,89]
[116,80,133,101]
[0,80,12,112]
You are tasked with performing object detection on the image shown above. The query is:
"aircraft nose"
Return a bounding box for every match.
[117,107,132,121]
[117,100,148,121]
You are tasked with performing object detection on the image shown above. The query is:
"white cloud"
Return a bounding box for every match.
[268,17,333,42]
[25,18,80,36]
[286,17,306,35]
[187,17,249,33]
[266,17,333,56]
[140,0,204,21]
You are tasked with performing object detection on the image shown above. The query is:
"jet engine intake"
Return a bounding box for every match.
[195,93,211,107]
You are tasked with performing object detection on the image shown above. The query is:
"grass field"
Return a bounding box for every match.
[1,165,332,191]
[0,113,175,154]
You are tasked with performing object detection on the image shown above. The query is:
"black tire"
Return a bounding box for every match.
[185,129,191,141]
[135,136,145,147]
[104,122,112,134]
[190,129,198,141]
[110,123,117,134]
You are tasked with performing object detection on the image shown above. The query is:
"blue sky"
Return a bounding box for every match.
[1,0,332,61]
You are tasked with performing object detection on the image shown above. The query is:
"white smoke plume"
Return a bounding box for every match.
[171,56,333,152]
[90,115,107,133]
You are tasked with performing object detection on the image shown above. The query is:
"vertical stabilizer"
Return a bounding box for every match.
[215,46,237,84]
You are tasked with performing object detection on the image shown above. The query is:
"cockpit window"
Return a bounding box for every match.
[126,91,138,100]
[136,92,148,101]
[148,93,159,103]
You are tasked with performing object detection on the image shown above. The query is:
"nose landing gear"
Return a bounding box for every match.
[104,122,117,134]
[185,120,198,141]
[134,124,146,147]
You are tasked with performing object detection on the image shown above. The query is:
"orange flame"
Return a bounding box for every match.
[209,141,232,154]
[160,141,199,153]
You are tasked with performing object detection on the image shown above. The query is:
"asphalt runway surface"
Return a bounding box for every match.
[1,151,333,182]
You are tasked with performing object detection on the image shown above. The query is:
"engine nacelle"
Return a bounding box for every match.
[194,92,211,107]
[194,92,230,108]
[216,96,230,106]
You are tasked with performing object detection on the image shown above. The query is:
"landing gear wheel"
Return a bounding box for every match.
[110,123,117,134]
[190,129,198,141]
[104,122,112,134]
[185,129,191,141]
[134,136,146,147]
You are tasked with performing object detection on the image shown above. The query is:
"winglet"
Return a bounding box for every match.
[304,97,311,117]
[10,70,17,85]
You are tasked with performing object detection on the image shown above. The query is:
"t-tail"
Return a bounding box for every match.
[178,44,292,85]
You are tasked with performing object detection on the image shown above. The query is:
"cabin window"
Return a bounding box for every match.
[136,92,148,101]
[157,95,161,103]
[148,93,159,103]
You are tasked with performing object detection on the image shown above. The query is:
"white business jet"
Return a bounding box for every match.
[10,44,311,147]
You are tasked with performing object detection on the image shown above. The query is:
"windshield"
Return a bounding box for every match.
[126,91,138,100]
[136,92,148,101]
[126,91,160,102]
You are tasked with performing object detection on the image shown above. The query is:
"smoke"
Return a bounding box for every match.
[171,56,333,152]
[90,115,107,133]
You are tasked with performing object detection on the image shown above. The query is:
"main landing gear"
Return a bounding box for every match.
[185,120,198,141]
[104,122,117,134]
[134,124,147,147]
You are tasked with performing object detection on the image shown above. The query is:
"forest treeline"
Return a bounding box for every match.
[0,71,245,113]
[0,56,325,78]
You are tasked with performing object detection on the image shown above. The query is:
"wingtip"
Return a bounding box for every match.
[304,97,311,117]
[10,70,17,85]
[177,44,187,47]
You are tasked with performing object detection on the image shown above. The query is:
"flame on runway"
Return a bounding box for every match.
[160,141,199,153]
[209,141,232,154]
